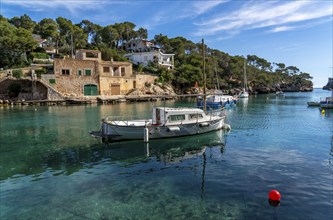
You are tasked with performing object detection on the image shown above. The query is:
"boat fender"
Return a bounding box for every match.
[199,122,210,127]
[222,124,231,131]
[167,126,180,132]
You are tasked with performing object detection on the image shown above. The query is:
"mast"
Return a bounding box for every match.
[243,59,247,91]
[202,39,206,113]
[213,56,220,92]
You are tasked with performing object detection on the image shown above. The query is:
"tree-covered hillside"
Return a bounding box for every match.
[0,14,313,93]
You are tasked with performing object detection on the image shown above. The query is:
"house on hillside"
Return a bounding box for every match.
[45,49,156,97]
[32,34,47,48]
[124,39,175,70]
[126,39,157,52]
[32,34,56,58]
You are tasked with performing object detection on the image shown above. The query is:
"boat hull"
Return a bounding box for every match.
[101,118,224,142]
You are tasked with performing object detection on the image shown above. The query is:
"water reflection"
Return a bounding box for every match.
[1,130,226,180]
[329,135,333,170]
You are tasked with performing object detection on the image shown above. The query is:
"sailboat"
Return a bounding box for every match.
[196,46,237,109]
[239,59,249,98]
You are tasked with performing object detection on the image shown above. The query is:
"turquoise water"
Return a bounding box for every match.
[0,89,332,219]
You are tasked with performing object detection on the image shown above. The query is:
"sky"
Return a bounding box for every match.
[1,0,332,87]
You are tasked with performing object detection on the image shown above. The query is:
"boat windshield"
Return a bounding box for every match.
[169,115,185,122]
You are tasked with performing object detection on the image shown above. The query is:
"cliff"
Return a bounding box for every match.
[323,78,333,90]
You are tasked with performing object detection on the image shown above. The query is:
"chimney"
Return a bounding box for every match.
[110,57,114,62]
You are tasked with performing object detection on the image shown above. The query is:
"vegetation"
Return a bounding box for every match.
[0,14,313,93]
[12,69,23,78]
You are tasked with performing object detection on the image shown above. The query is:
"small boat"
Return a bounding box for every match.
[307,101,320,107]
[239,90,249,98]
[276,91,285,96]
[197,94,237,109]
[239,60,249,98]
[320,97,333,109]
[320,87,333,108]
[96,107,225,142]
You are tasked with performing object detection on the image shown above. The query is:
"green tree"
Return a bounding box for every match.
[9,14,36,32]
[98,25,119,48]
[0,18,37,68]
[137,27,148,39]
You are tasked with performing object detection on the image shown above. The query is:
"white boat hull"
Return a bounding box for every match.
[101,118,224,142]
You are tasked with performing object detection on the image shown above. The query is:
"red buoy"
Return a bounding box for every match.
[269,190,281,201]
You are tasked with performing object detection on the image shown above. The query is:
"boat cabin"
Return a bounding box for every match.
[152,107,206,126]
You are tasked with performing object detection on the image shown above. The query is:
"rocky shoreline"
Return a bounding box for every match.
[0,80,314,106]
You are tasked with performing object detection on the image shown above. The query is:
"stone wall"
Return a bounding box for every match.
[0,79,48,100]
[53,58,99,97]
[99,74,157,96]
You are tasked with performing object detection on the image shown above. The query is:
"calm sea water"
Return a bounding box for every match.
[0,89,332,220]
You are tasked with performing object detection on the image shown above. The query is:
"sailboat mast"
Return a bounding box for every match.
[243,58,247,91]
[202,39,206,113]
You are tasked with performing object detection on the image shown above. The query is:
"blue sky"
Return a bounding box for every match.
[1,0,332,87]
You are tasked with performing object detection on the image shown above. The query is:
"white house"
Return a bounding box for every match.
[126,39,156,52]
[124,50,175,70]
[125,39,175,70]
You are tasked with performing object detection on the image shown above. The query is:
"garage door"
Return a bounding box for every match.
[84,84,98,96]
[111,83,120,95]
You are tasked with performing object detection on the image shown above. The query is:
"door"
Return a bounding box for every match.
[111,83,120,95]
[84,84,98,96]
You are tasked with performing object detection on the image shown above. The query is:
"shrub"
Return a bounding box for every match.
[12,69,23,78]
[31,52,50,59]
[35,68,47,77]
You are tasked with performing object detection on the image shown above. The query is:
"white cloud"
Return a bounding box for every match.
[142,0,228,31]
[269,26,295,33]
[193,1,333,37]
[192,0,229,16]
[1,0,120,14]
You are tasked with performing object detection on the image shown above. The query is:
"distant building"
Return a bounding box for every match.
[32,34,47,48]
[124,39,175,70]
[126,39,157,52]
[32,34,56,58]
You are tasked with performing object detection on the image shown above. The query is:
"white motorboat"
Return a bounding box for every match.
[97,107,225,142]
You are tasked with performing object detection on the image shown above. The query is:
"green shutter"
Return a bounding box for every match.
[49,79,56,84]
[85,69,91,76]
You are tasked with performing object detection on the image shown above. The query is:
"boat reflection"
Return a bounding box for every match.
[104,129,226,164]
[1,130,227,180]
[329,135,333,170]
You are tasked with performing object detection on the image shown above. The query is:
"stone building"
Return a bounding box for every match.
[48,49,157,97]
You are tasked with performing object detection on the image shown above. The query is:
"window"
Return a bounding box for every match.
[84,69,92,76]
[121,67,126,76]
[85,52,98,58]
[113,67,120,76]
[103,67,110,73]
[49,79,56,84]
[189,114,203,120]
[61,69,70,75]
[169,115,185,122]
[77,69,82,75]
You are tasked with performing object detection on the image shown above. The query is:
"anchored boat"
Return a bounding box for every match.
[93,107,225,142]
[197,94,237,109]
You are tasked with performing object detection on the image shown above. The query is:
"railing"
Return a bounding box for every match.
[104,116,151,126]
